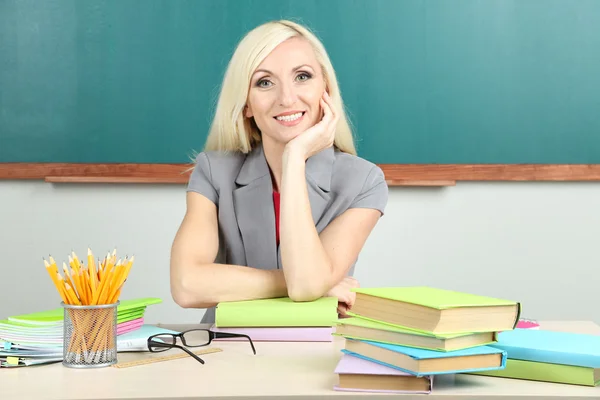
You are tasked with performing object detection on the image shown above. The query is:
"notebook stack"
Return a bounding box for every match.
[469,328,600,386]
[212,296,338,341]
[333,286,521,393]
[0,297,162,367]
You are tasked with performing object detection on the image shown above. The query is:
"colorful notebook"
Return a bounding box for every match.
[335,316,497,351]
[344,338,507,377]
[334,353,432,393]
[349,286,520,334]
[210,324,333,342]
[488,328,600,367]
[117,325,179,352]
[214,296,337,327]
[0,298,161,365]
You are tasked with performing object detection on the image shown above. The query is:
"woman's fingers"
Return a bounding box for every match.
[337,302,349,317]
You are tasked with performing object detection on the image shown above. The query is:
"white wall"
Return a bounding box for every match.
[1,180,598,325]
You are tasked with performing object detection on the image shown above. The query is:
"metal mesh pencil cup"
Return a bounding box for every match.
[62,301,119,368]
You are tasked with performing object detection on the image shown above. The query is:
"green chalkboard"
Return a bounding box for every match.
[1,0,599,164]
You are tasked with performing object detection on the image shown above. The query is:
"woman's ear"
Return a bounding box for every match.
[244,105,253,118]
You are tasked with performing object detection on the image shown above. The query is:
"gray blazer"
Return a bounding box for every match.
[186,143,388,323]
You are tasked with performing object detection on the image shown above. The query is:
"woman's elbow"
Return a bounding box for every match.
[287,283,326,303]
[170,270,216,309]
[170,278,196,308]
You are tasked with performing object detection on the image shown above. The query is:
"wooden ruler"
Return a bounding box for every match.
[112,348,222,368]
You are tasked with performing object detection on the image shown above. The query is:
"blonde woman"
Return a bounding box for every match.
[170,20,388,324]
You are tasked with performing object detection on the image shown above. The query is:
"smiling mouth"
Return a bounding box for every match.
[274,111,305,122]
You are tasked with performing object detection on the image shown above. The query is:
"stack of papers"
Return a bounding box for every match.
[0,298,161,367]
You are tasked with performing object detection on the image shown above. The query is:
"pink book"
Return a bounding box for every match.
[210,324,334,342]
[516,318,540,330]
[333,353,432,394]
[117,318,144,335]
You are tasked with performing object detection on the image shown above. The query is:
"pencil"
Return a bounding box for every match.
[44,248,135,363]
[44,258,68,304]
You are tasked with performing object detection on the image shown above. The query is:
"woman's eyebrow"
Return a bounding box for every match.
[253,64,314,77]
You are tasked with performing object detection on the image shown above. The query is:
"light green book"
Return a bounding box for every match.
[335,316,497,351]
[350,287,520,334]
[6,298,161,326]
[215,297,338,327]
[469,358,600,387]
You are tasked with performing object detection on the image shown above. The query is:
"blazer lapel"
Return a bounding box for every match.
[305,146,335,228]
[233,144,335,270]
[233,145,278,270]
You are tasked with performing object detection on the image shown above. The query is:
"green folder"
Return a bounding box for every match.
[469,358,600,387]
[6,298,161,326]
[215,296,338,327]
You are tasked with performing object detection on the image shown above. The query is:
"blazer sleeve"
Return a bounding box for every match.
[349,165,389,216]
[186,152,218,204]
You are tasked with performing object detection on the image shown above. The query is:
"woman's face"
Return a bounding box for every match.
[246,37,326,146]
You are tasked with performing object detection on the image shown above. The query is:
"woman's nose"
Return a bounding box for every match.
[278,83,298,107]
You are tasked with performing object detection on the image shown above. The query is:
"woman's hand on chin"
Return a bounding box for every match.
[284,91,338,162]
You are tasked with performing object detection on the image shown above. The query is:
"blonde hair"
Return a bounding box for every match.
[203,20,356,155]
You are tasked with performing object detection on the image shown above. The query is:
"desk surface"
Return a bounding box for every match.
[4,321,600,400]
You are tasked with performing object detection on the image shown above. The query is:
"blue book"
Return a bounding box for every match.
[490,328,600,368]
[344,338,506,377]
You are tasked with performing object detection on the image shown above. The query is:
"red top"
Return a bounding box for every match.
[273,190,281,246]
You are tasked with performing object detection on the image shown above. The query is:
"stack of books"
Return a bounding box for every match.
[212,296,338,341]
[333,286,521,393]
[469,328,600,386]
[0,297,162,367]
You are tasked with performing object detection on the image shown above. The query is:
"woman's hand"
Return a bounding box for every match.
[284,91,339,161]
[325,276,360,317]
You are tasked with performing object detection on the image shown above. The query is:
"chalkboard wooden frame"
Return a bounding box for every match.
[1,164,599,186]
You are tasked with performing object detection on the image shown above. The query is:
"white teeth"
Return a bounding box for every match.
[276,112,303,122]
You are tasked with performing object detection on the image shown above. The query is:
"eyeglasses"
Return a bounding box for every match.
[147,328,256,364]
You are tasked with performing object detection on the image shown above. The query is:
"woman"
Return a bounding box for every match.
[170,20,388,324]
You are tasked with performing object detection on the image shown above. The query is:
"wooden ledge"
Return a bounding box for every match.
[386,180,456,187]
[1,163,600,185]
[44,176,189,184]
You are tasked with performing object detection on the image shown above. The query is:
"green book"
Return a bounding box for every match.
[469,358,600,387]
[335,316,497,352]
[6,298,162,326]
[350,286,520,334]
[215,296,338,327]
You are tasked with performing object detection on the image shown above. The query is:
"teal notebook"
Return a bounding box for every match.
[344,338,507,377]
[489,328,600,367]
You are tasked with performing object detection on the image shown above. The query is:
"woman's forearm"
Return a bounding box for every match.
[279,148,335,301]
[170,261,288,309]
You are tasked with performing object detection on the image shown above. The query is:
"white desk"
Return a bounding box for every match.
[4,321,600,400]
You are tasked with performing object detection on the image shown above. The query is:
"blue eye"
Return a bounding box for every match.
[257,79,272,88]
[297,72,312,81]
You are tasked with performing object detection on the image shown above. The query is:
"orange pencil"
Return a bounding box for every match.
[44,258,68,304]
[87,248,98,297]
[62,262,79,301]
[109,255,134,303]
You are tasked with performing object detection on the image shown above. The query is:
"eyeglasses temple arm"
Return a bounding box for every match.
[213,332,256,355]
[179,345,206,364]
